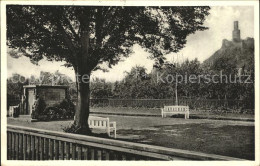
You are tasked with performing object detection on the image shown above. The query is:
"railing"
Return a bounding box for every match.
[7,125,243,160]
[88,98,252,111]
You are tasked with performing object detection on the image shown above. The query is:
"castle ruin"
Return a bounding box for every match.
[232,21,241,42]
[204,20,254,67]
[222,21,244,48]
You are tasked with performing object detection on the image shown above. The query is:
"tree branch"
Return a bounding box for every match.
[63,15,80,42]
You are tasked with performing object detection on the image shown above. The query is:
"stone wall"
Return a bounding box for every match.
[37,88,66,106]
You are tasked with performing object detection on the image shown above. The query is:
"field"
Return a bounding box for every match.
[7,108,255,160]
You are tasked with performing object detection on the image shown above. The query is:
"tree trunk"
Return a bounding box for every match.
[72,30,94,134]
[73,70,92,134]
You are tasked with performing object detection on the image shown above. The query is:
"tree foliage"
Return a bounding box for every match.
[7,6,210,69]
[93,56,254,106]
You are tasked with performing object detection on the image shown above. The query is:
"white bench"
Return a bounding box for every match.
[161,105,189,119]
[88,116,116,138]
[8,105,19,117]
[74,116,116,138]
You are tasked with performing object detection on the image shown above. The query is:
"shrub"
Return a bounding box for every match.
[43,106,59,120]
[63,123,78,133]
[31,97,46,119]
[59,99,75,118]
[40,99,75,121]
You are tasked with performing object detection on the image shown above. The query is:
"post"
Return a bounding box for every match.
[28,135,31,159]
[49,139,54,160]
[60,141,64,160]
[83,147,88,159]
[90,148,95,160]
[44,138,49,160]
[106,118,110,137]
[77,145,82,160]
[40,137,44,160]
[7,132,11,159]
[72,143,76,159]
[97,150,102,160]
[31,136,35,160]
[54,140,59,160]
[23,134,27,160]
[19,133,23,159]
[15,133,19,160]
[66,142,70,160]
[175,80,178,106]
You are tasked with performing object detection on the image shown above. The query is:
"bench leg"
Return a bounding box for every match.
[185,113,189,119]
[114,128,116,139]
[161,109,164,118]
[107,127,110,137]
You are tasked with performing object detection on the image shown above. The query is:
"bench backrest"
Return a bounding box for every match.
[9,106,19,113]
[163,106,189,112]
[88,116,109,128]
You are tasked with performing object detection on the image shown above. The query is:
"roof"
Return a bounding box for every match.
[23,85,69,89]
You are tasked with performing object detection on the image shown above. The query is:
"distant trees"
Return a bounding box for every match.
[38,71,73,86]
[7,71,74,99]
[8,58,254,111]
[8,57,253,104]
[89,57,254,107]
[90,78,113,99]
[7,73,28,99]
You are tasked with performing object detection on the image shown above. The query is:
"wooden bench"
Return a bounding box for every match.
[74,116,117,138]
[8,105,19,117]
[88,116,117,138]
[161,105,189,119]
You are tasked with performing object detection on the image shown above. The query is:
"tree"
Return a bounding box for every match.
[7,5,210,134]
[90,78,113,99]
[122,66,151,98]
[38,71,73,86]
[7,73,29,109]
[7,73,28,98]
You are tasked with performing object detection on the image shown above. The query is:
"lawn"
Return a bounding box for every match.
[118,123,254,160]
[7,113,255,160]
[90,107,255,120]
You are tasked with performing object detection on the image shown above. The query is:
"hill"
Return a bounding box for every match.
[203,37,254,71]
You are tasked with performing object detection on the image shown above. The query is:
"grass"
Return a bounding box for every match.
[90,107,255,120]
[117,123,254,160]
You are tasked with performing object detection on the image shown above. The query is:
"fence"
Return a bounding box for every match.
[89,98,251,110]
[7,98,253,115]
[7,125,242,160]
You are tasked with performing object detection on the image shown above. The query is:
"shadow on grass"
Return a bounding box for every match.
[117,123,255,160]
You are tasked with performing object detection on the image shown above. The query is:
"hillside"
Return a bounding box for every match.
[203,37,254,71]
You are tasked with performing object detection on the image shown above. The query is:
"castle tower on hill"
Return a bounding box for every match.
[203,20,254,68]
[233,21,241,42]
[222,21,243,48]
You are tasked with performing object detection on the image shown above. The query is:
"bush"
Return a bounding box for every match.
[40,99,75,121]
[59,99,75,118]
[63,123,79,133]
[31,98,46,119]
[43,106,59,120]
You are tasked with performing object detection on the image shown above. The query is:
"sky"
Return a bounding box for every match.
[7,6,254,82]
